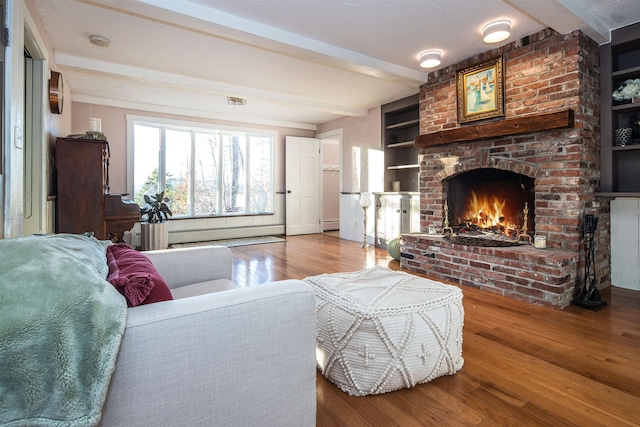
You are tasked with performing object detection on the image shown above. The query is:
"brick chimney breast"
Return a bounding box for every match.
[401,29,610,309]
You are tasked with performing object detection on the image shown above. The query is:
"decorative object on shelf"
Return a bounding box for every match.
[140,192,173,251]
[612,78,640,102]
[456,55,504,123]
[89,117,102,132]
[387,237,401,260]
[614,127,633,146]
[85,117,108,140]
[392,181,401,192]
[48,71,63,114]
[533,235,547,249]
[359,193,372,248]
[85,131,107,140]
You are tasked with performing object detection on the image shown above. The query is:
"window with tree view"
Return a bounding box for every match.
[132,119,274,217]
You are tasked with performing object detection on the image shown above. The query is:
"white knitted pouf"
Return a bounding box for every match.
[304,266,464,396]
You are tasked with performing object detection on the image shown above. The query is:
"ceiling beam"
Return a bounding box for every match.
[135,0,428,85]
[506,0,610,44]
[55,53,369,118]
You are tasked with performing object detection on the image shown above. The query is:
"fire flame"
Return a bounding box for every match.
[462,190,517,233]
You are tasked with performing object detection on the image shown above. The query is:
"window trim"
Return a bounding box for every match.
[127,114,276,218]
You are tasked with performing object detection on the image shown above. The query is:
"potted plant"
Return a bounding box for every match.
[139,192,172,251]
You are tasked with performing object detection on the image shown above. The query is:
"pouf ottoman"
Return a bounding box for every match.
[304,266,464,396]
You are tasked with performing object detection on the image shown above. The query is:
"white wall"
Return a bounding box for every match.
[611,198,640,291]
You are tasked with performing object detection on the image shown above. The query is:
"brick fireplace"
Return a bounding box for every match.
[401,29,611,308]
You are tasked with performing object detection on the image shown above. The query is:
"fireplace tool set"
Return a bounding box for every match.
[573,213,607,310]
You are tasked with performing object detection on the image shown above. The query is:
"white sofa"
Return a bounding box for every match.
[99,246,317,426]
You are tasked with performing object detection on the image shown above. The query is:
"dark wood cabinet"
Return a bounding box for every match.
[382,94,420,193]
[55,136,140,241]
[599,22,640,196]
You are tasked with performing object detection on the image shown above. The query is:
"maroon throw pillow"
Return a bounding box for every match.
[106,243,173,307]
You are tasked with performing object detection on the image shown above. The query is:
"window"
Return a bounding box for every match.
[130,117,274,217]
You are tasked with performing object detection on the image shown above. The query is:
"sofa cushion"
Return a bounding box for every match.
[170,278,238,299]
[106,244,173,306]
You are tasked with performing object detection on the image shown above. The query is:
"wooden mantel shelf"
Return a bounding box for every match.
[414,109,575,148]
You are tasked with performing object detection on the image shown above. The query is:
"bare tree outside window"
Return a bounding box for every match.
[194,133,219,215]
[222,135,246,213]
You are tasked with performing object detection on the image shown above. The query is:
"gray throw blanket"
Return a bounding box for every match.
[0,234,127,426]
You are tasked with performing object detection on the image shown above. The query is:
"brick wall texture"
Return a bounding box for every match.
[402,29,611,308]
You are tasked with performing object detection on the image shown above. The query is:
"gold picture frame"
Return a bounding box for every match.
[456,56,504,123]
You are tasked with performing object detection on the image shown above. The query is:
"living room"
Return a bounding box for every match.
[1,0,640,425]
[0,0,638,253]
[3,0,638,292]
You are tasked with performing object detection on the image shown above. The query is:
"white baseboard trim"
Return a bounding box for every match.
[323,220,340,231]
[127,224,285,247]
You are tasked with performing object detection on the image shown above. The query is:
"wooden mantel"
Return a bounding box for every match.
[414,109,574,148]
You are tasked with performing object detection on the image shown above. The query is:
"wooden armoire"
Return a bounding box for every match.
[55,136,140,241]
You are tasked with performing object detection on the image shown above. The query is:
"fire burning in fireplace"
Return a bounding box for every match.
[460,190,520,236]
[445,169,535,244]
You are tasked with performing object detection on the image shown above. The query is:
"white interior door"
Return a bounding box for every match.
[286,136,320,236]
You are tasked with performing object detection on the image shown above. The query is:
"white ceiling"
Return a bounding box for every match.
[33,0,640,130]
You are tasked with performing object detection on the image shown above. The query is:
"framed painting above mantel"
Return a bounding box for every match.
[456,55,505,124]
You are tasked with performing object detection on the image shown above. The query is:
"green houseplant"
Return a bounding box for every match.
[140,192,172,250]
[140,192,173,223]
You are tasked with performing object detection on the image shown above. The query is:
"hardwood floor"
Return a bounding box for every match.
[229,234,640,427]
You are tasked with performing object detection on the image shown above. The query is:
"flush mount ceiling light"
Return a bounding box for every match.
[419,50,442,69]
[227,96,247,106]
[482,20,511,44]
[89,34,110,47]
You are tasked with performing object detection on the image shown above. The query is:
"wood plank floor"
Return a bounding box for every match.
[229,233,640,427]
